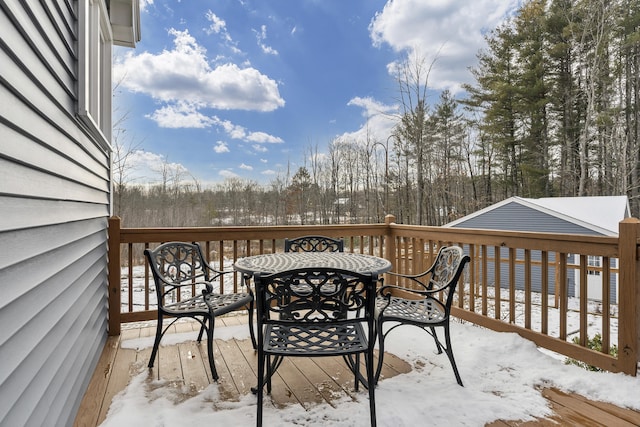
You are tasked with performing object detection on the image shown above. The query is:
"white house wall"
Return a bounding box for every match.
[0,1,111,426]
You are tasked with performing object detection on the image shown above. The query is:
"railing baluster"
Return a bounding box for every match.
[559,252,568,341]
[602,256,611,354]
[509,247,516,324]
[541,250,548,335]
[494,245,501,321]
[525,249,531,330]
[579,254,588,346]
[144,243,150,311]
[468,244,475,312]
[481,244,488,316]
[128,243,133,312]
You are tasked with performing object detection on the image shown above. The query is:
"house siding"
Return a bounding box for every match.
[1,2,110,426]
[450,201,618,302]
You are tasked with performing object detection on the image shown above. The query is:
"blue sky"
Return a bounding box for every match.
[113,0,520,186]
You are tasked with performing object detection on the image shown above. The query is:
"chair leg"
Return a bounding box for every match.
[256,348,265,427]
[205,317,219,381]
[353,353,360,391]
[266,355,274,394]
[248,301,257,349]
[367,348,377,427]
[197,316,206,342]
[148,313,164,368]
[430,326,443,354]
[443,323,463,386]
[374,318,385,383]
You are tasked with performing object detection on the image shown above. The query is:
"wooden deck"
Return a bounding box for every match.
[74,316,640,427]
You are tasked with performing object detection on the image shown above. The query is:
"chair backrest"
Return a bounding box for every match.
[427,246,470,306]
[284,235,344,253]
[144,241,217,303]
[254,268,376,324]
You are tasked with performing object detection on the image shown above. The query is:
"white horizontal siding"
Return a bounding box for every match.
[0,221,108,426]
[0,1,112,426]
[0,159,109,203]
[0,219,108,311]
[0,196,107,233]
[0,235,108,426]
[0,124,107,190]
[0,67,107,169]
[0,1,76,97]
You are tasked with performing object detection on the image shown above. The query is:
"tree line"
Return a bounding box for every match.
[114,0,640,227]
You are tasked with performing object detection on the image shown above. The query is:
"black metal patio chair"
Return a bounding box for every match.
[284,235,344,252]
[144,241,255,381]
[254,267,378,427]
[375,245,469,386]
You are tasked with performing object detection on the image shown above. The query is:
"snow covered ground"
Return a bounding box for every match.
[102,314,638,427]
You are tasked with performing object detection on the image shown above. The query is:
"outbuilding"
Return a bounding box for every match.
[444,196,631,303]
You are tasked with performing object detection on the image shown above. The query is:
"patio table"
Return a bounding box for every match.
[234,252,392,276]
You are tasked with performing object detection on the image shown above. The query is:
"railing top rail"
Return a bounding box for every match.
[116,222,390,243]
[389,224,619,256]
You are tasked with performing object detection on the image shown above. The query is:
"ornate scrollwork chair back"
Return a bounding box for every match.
[254,268,378,427]
[284,235,345,253]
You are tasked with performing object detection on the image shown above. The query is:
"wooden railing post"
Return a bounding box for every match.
[618,218,639,375]
[108,216,122,336]
[384,214,396,272]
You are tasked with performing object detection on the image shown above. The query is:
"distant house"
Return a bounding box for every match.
[444,196,631,303]
[0,2,140,426]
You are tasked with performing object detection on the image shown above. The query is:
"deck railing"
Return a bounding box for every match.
[107,215,640,375]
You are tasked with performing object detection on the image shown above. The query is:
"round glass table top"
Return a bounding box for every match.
[234,252,392,276]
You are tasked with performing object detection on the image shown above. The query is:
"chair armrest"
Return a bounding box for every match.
[377,284,430,297]
[202,262,232,279]
[377,282,442,300]
[381,271,432,293]
[386,268,433,280]
[155,275,216,296]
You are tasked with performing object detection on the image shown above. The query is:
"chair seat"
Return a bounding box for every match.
[376,296,445,324]
[264,322,367,356]
[205,291,254,314]
[162,292,252,316]
[163,294,210,315]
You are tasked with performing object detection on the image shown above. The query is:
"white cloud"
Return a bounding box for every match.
[204,10,241,55]
[261,169,277,175]
[239,163,253,171]
[253,144,268,153]
[205,11,229,37]
[139,0,153,12]
[337,97,399,144]
[369,0,520,93]
[348,96,398,120]
[113,28,285,112]
[119,150,190,184]
[214,142,230,153]
[211,117,283,144]
[219,169,239,178]
[146,102,215,128]
[254,25,279,55]
[246,131,282,143]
